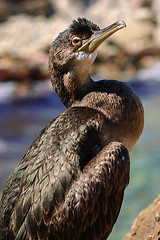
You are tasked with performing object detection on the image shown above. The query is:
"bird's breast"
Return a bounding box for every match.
[73,81,144,152]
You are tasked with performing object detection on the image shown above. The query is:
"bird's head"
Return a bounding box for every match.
[49,18,126,106]
[49,18,126,70]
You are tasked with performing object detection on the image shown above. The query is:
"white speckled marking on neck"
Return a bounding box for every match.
[72,51,97,85]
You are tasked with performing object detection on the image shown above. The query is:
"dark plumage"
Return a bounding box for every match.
[70,18,100,36]
[0,18,144,240]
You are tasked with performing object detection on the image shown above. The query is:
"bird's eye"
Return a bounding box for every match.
[72,37,82,47]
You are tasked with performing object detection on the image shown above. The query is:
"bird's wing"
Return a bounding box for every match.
[50,141,130,240]
[0,107,129,240]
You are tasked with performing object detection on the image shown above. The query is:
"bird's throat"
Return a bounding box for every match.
[49,51,96,108]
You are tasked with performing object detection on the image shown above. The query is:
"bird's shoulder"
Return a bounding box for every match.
[83,79,138,103]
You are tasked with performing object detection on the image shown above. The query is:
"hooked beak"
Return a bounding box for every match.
[77,20,126,53]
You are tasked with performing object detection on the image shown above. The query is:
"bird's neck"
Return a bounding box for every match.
[49,55,94,108]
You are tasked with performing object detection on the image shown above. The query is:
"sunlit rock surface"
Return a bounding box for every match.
[123,195,160,240]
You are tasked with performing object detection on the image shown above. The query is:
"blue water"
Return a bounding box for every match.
[0,84,160,239]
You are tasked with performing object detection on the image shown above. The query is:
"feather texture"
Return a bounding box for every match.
[0,107,129,240]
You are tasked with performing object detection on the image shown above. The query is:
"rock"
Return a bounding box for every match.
[123,195,160,240]
[0,0,55,21]
[0,0,160,84]
[0,67,49,83]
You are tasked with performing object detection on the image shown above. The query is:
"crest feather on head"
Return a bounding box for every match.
[69,18,100,36]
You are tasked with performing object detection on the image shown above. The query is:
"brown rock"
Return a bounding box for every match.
[0,0,54,20]
[123,195,160,240]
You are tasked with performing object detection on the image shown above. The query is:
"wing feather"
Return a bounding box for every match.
[52,141,130,240]
[0,107,129,240]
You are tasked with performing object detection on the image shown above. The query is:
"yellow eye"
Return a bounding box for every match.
[72,37,82,47]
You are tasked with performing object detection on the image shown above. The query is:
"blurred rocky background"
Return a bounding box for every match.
[0,1,160,240]
[0,0,160,94]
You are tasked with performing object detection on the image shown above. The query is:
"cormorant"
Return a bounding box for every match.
[0,18,144,240]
